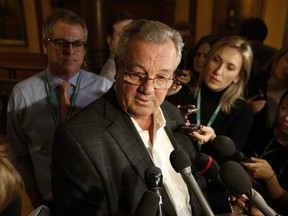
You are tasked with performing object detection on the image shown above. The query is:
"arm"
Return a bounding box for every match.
[220,101,255,151]
[6,90,43,208]
[52,126,109,216]
[242,157,287,201]
[246,95,266,113]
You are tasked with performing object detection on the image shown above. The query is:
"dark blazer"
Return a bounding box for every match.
[52,87,201,216]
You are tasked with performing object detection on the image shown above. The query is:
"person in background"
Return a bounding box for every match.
[100,11,134,82]
[7,9,112,213]
[244,45,288,155]
[166,35,218,107]
[242,90,288,215]
[0,142,22,216]
[52,19,203,216]
[238,17,277,78]
[183,36,254,214]
[191,35,218,83]
[165,21,195,106]
[173,21,195,85]
[186,36,254,151]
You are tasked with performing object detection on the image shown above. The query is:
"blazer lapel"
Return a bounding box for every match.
[103,89,177,216]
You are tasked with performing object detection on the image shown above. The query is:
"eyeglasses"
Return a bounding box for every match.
[47,38,87,52]
[122,68,175,90]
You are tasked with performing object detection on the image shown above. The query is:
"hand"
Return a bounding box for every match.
[242,157,274,180]
[189,125,216,144]
[229,194,264,216]
[175,69,191,84]
[167,83,182,96]
[246,95,266,113]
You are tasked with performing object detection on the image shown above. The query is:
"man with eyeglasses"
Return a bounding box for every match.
[52,19,203,215]
[7,9,112,214]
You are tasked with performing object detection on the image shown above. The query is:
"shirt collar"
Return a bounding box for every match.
[47,69,81,89]
[131,107,166,132]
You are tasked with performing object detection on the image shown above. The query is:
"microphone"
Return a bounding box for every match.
[211,135,252,162]
[193,153,236,214]
[219,161,278,216]
[144,166,163,216]
[193,153,220,180]
[170,148,215,216]
[134,191,160,216]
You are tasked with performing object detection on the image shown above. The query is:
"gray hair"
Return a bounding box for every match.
[117,19,184,69]
[42,9,88,42]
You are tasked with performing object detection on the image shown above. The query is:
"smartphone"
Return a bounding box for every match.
[181,124,200,133]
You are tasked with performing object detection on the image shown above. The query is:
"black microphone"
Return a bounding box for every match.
[211,135,252,162]
[170,148,215,216]
[134,191,160,216]
[193,153,235,214]
[219,161,277,216]
[193,153,220,180]
[144,166,163,216]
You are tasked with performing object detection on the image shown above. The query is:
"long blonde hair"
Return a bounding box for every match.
[195,36,253,113]
[0,142,23,213]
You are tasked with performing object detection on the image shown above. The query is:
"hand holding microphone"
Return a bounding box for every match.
[219,161,278,216]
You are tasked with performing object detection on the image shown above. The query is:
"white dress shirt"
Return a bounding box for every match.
[131,108,192,215]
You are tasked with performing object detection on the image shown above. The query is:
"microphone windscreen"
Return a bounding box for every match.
[144,166,163,190]
[194,153,220,179]
[134,191,160,216]
[170,148,191,173]
[145,166,162,176]
[211,135,236,157]
[231,150,252,163]
[219,161,252,196]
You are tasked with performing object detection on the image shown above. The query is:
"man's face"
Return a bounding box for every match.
[43,21,86,79]
[108,19,133,55]
[115,34,177,121]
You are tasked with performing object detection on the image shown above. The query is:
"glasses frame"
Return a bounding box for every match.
[121,67,177,90]
[46,38,87,52]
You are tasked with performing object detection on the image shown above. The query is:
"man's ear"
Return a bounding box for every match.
[42,39,48,55]
[114,56,121,80]
[107,36,112,49]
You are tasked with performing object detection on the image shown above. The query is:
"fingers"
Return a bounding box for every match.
[190,125,216,144]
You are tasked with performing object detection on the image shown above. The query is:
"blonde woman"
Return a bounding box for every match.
[187,36,254,151]
[0,142,23,216]
[185,36,254,215]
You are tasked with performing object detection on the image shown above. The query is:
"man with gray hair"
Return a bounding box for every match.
[52,19,203,215]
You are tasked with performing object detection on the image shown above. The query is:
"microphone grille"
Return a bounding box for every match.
[170,148,191,173]
[194,153,220,179]
[219,161,252,195]
[144,166,162,176]
[211,135,236,157]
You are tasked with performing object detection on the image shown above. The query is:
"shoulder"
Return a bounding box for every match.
[80,69,113,87]
[161,101,185,124]
[11,71,46,94]
[234,98,254,115]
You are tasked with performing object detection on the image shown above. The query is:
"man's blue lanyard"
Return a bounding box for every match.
[196,88,221,127]
[45,73,81,127]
